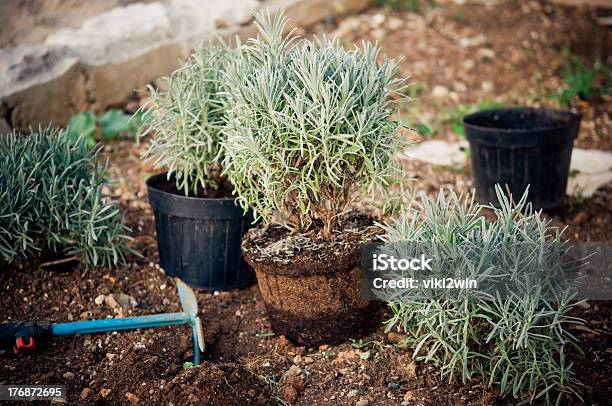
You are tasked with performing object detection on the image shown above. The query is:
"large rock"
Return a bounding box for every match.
[0,0,369,131]
[567,148,612,197]
[404,139,470,166]
[405,140,612,197]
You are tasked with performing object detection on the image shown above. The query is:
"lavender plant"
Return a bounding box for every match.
[139,43,235,196]
[222,11,408,238]
[380,186,583,403]
[0,128,132,268]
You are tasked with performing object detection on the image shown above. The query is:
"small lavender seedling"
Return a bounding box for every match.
[0,127,132,268]
[379,186,584,404]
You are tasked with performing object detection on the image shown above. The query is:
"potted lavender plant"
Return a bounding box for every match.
[222,11,408,345]
[140,44,255,290]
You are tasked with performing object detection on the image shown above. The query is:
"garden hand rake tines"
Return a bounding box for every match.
[0,278,205,365]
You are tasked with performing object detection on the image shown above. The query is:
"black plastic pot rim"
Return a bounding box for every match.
[462,107,581,134]
[463,108,581,148]
[146,172,247,220]
[146,172,236,203]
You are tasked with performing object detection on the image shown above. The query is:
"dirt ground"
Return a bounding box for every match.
[1,0,611,405]
[1,144,610,405]
[307,0,611,152]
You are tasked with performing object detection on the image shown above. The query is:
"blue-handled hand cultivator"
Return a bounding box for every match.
[0,279,205,364]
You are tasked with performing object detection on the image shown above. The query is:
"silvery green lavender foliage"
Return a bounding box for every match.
[140,44,235,195]
[222,11,408,238]
[0,128,132,268]
[380,186,583,404]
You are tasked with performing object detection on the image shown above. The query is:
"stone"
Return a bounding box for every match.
[462,59,475,70]
[80,388,91,400]
[134,342,147,351]
[0,0,369,131]
[115,293,138,309]
[104,294,119,309]
[481,80,495,92]
[453,81,468,93]
[408,140,612,198]
[371,28,385,40]
[370,14,386,28]
[105,293,137,310]
[287,365,302,376]
[356,399,369,406]
[568,172,612,197]
[331,17,361,38]
[431,85,449,98]
[62,372,75,380]
[477,48,496,61]
[125,392,139,404]
[567,148,612,197]
[45,3,171,63]
[333,349,360,364]
[347,389,359,397]
[388,17,403,30]
[281,0,370,32]
[571,148,612,174]
[94,295,106,305]
[403,140,470,166]
[458,34,488,48]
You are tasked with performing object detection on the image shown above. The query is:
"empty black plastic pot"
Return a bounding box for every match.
[463,108,581,209]
[146,173,256,290]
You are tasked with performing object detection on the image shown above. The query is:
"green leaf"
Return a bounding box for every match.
[322,351,335,360]
[67,111,96,147]
[416,123,436,138]
[99,109,132,140]
[451,120,465,137]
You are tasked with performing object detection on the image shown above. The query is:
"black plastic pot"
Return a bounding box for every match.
[463,108,581,209]
[146,173,256,290]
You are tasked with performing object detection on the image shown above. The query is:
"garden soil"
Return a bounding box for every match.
[0,196,610,405]
[0,144,610,406]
